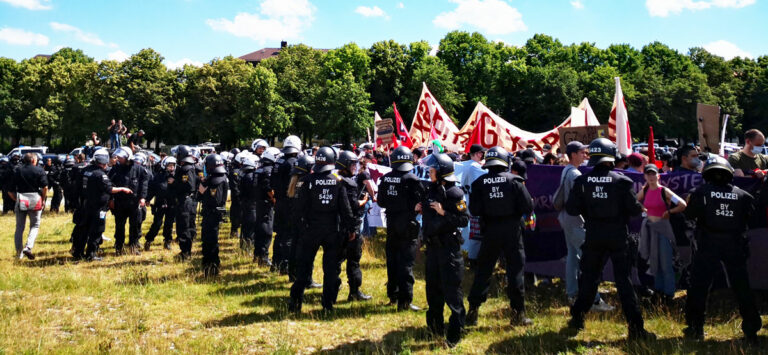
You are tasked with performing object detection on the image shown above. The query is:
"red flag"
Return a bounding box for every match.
[648,126,658,167]
[392,103,413,148]
[429,116,439,141]
[464,119,483,153]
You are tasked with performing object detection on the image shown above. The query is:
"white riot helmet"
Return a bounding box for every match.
[282,135,302,155]
[234,151,252,165]
[219,151,232,163]
[113,147,133,161]
[132,151,147,165]
[251,139,269,153]
[92,148,110,165]
[261,147,281,164]
[161,156,177,170]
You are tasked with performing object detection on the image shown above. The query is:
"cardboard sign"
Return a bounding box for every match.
[376,118,394,144]
[696,103,721,154]
[558,125,609,146]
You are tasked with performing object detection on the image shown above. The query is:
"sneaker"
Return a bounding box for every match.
[307,281,322,289]
[22,247,35,260]
[511,312,533,326]
[348,290,372,302]
[397,303,422,312]
[466,306,479,326]
[163,240,172,250]
[567,296,577,306]
[591,299,615,312]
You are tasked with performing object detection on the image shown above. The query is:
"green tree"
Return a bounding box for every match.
[367,40,408,116]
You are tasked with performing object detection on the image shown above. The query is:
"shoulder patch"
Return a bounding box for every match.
[456,200,467,212]
[210,188,217,196]
[182,175,189,182]
[332,172,342,181]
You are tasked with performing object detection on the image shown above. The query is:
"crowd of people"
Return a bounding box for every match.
[2,128,767,347]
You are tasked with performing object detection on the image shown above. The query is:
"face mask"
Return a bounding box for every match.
[690,158,701,168]
[751,145,763,155]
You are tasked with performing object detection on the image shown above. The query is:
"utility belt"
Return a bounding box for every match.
[426,230,463,248]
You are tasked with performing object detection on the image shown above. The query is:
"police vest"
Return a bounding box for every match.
[581,170,623,219]
[701,184,750,234]
[379,171,410,213]
[475,171,523,217]
[309,172,341,213]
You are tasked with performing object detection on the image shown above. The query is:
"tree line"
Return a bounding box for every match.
[1,31,766,152]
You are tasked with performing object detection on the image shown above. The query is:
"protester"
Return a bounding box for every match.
[627,153,645,173]
[90,132,101,147]
[728,129,768,178]
[675,145,701,173]
[637,164,687,303]
[10,153,48,260]
[127,129,145,153]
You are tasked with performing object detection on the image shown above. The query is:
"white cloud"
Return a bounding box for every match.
[207,0,315,43]
[703,40,752,59]
[571,0,584,9]
[0,0,51,10]
[107,50,129,62]
[355,5,388,18]
[397,2,404,9]
[433,0,527,35]
[165,58,204,70]
[50,22,106,46]
[429,43,439,56]
[646,0,755,17]
[52,44,64,52]
[0,27,49,46]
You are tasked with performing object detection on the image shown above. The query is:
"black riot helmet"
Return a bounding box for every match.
[427,153,457,182]
[586,138,616,167]
[314,146,336,173]
[335,150,359,172]
[176,145,195,165]
[291,155,315,175]
[204,153,227,175]
[390,146,414,172]
[230,148,241,156]
[483,146,509,169]
[701,153,734,185]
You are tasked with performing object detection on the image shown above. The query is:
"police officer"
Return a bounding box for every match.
[72,149,133,261]
[272,135,301,274]
[286,154,322,289]
[565,138,655,341]
[239,154,259,253]
[228,148,243,240]
[144,157,177,251]
[198,154,229,277]
[133,152,152,226]
[254,147,279,267]
[683,155,761,342]
[377,146,424,311]
[61,156,77,213]
[252,139,269,157]
[466,147,534,327]
[44,157,63,213]
[418,152,469,347]
[0,156,13,214]
[109,147,148,255]
[336,150,372,301]
[171,145,197,260]
[288,146,354,313]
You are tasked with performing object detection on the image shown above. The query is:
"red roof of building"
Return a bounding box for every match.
[239,48,282,63]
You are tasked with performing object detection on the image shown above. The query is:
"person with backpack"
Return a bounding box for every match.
[636,164,687,304]
[554,141,614,311]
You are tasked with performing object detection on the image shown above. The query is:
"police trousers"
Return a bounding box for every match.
[685,235,761,336]
[113,203,142,251]
[468,222,526,313]
[50,185,62,211]
[425,238,466,344]
[72,209,105,258]
[571,236,644,330]
[385,226,418,305]
[272,198,291,271]
[176,197,197,254]
[201,210,222,272]
[254,204,274,259]
[290,227,343,310]
[342,231,364,293]
[229,197,241,235]
[145,206,175,243]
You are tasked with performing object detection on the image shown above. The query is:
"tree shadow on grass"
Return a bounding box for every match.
[312,326,438,354]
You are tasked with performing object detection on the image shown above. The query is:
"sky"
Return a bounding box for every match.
[0,0,766,69]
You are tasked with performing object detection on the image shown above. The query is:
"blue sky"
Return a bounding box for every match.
[0,0,765,68]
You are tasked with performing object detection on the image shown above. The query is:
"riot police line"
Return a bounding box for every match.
[2,136,764,347]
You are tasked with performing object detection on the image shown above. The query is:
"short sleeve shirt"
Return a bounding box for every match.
[728,151,768,173]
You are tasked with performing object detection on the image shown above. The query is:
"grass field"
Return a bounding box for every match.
[0,209,766,354]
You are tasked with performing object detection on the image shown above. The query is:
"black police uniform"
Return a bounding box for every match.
[340,174,365,296]
[228,164,242,238]
[72,164,112,259]
[145,169,176,248]
[68,162,88,252]
[566,165,646,332]
[289,170,354,311]
[422,181,469,344]
[377,169,424,307]
[45,161,63,212]
[272,154,298,272]
[108,162,148,253]
[61,162,77,213]
[287,165,317,286]
[239,165,259,251]
[684,182,761,338]
[0,161,13,214]
[468,169,533,322]
[173,162,197,257]
[254,161,276,264]
[200,172,228,275]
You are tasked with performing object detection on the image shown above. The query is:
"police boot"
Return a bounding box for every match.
[115,247,126,256]
[397,303,422,311]
[682,327,704,341]
[144,240,152,252]
[129,244,141,256]
[163,240,172,250]
[511,311,533,326]
[627,328,657,342]
[567,316,584,331]
[348,290,372,302]
[287,299,302,314]
[466,306,479,326]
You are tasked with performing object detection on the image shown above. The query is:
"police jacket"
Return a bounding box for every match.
[83,165,112,211]
[239,168,259,210]
[147,170,175,209]
[45,164,61,187]
[685,183,754,237]
[341,176,365,226]
[255,163,275,209]
[200,174,228,213]
[0,164,12,191]
[566,166,643,236]
[377,170,424,219]
[469,170,533,225]
[421,182,470,243]
[228,168,241,202]
[273,156,297,200]
[172,163,197,202]
[298,170,355,231]
[108,162,148,205]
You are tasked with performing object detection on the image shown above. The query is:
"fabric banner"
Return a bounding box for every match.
[408,82,601,153]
